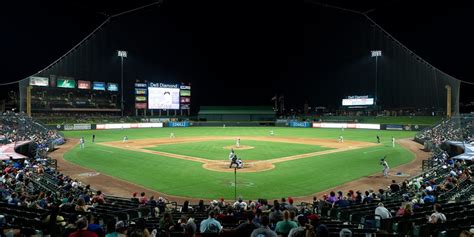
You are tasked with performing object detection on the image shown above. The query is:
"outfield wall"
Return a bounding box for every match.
[48,120,429,131]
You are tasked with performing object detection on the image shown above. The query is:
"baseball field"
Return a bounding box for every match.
[62,127,417,200]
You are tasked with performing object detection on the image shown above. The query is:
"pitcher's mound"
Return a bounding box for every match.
[223,145,254,150]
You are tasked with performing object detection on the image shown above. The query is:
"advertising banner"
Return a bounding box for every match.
[64,124,92,131]
[289,121,311,128]
[107,83,119,91]
[29,76,49,86]
[96,123,163,130]
[312,122,380,130]
[57,78,76,88]
[167,121,190,127]
[78,80,91,89]
[93,82,106,90]
[135,103,147,109]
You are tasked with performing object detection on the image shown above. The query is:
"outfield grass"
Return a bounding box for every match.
[146,140,332,161]
[63,127,417,199]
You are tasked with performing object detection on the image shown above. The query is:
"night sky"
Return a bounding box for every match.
[1,0,473,112]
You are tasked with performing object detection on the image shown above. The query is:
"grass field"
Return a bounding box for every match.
[63,127,417,199]
[146,140,332,161]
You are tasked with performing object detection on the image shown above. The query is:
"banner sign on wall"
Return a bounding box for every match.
[167,121,190,127]
[95,123,163,130]
[312,122,380,130]
[289,121,311,128]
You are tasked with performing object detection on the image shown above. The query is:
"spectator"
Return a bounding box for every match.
[288,215,309,237]
[374,203,392,219]
[390,180,400,193]
[92,191,105,204]
[228,211,258,237]
[200,210,222,234]
[105,220,128,237]
[275,210,298,236]
[138,192,148,205]
[428,204,447,224]
[69,217,98,237]
[159,212,175,235]
[250,215,277,237]
[180,200,193,213]
[396,203,413,218]
[75,198,89,212]
[87,215,104,236]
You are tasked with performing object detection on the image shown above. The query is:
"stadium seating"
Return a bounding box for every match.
[1,113,474,236]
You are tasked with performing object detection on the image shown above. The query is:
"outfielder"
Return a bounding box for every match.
[392,137,396,148]
[170,132,175,138]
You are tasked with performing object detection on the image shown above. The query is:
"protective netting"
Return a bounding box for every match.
[19,2,461,115]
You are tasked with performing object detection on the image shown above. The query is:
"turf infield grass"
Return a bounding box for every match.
[145,140,332,161]
[63,127,416,199]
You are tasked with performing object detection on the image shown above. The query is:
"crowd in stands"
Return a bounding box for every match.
[1,114,474,236]
[416,117,474,146]
[1,111,63,151]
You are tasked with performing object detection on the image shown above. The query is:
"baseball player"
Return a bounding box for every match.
[392,137,395,148]
[376,135,380,143]
[236,138,240,148]
[123,135,128,143]
[92,134,96,143]
[170,132,175,138]
[338,135,344,143]
[270,130,275,136]
[380,157,389,177]
[229,149,238,168]
[79,137,85,149]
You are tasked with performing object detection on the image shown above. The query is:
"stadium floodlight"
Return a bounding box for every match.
[371,50,382,107]
[117,50,127,117]
[371,50,382,57]
[117,50,128,58]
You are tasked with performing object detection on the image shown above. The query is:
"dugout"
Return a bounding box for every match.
[198,106,275,121]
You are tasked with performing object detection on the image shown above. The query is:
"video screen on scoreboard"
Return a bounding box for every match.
[180,90,191,96]
[93,82,106,91]
[342,98,374,106]
[107,83,118,91]
[77,80,91,89]
[57,78,76,88]
[29,76,49,86]
[148,87,180,109]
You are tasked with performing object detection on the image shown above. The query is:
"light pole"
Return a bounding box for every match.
[234,167,237,202]
[117,50,127,117]
[371,50,382,107]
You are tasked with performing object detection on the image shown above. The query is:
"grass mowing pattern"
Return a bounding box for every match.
[63,127,416,199]
[145,140,332,161]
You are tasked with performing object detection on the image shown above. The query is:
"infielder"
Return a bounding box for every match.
[79,137,85,149]
[338,135,344,143]
[270,130,274,136]
[380,157,389,177]
[170,132,175,138]
[123,135,128,143]
[236,138,240,148]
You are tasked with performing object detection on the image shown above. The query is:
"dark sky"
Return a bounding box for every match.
[1,0,473,112]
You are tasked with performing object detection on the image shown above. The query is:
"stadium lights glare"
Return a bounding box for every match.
[117,50,128,58]
[117,50,127,117]
[371,50,382,57]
